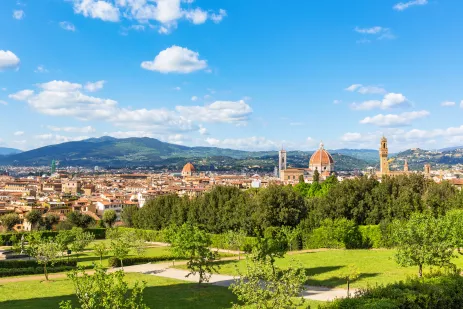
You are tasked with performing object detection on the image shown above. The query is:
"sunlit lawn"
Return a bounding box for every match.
[177,249,463,289]
[0,273,324,309]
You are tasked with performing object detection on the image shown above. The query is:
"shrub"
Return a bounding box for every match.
[303,219,363,249]
[107,255,187,267]
[117,227,165,242]
[324,275,463,309]
[0,259,77,269]
[358,225,383,249]
[0,266,76,278]
[210,233,257,252]
[86,228,106,240]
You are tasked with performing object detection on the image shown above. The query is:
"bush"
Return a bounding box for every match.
[117,227,165,242]
[0,266,76,278]
[210,233,257,252]
[324,275,463,309]
[0,259,77,269]
[0,231,59,245]
[358,225,383,249]
[86,228,106,240]
[107,255,187,267]
[303,219,363,249]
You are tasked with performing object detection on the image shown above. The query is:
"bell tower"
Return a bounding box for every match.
[278,148,287,176]
[379,136,389,174]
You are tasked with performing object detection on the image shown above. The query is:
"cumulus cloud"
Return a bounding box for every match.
[35,134,89,145]
[14,131,24,136]
[205,136,279,151]
[393,0,428,11]
[85,80,105,92]
[47,125,96,133]
[35,65,49,73]
[9,89,34,101]
[191,96,198,101]
[60,21,76,31]
[141,45,207,73]
[360,110,430,127]
[441,101,456,107]
[175,100,252,124]
[70,0,226,33]
[198,125,208,135]
[0,50,20,70]
[351,93,408,110]
[13,10,25,20]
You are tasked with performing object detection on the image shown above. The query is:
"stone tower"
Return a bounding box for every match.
[379,136,389,174]
[278,148,287,176]
[404,159,409,172]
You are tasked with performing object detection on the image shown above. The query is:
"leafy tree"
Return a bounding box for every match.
[108,229,132,269]
[225,229,247,260]
[0,213,20,231]
[298,174,305,184]
[393,212,455,277]
[67,212,94,228]
[25,210,42,230]
[33,238,60,281]
[55,229,77,256]
[254,227,288,274]
[93,242,109,264]
[103,210,117,228]
[69,228,95,258]
[121,205,138,227]
[59,267,148,309]
[230,254,307,309]
[42,213,60,230]
[313,169,320,183]
[281,226,300,252]
[340,265,359,298]
[169,223,219,285]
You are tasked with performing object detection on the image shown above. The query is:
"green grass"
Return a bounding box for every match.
[0,273,324,309]
[178,249,463,289]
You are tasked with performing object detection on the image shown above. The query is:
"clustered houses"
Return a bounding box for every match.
[0,162,276,232]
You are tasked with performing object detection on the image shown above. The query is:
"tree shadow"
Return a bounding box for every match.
[0,282,239,309]
[306,272,380,288]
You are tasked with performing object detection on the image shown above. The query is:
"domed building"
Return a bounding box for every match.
[309,142,335,173]
[182,162,196,177]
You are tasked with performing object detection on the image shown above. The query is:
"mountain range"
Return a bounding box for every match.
[0,137,462,172]
[0,147,22,156]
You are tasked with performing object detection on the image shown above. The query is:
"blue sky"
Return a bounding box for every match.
[1,0,463,152]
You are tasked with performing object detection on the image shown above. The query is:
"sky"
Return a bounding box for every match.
[1,0,463,152]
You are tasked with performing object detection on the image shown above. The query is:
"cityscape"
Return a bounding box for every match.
[1,1,463,308]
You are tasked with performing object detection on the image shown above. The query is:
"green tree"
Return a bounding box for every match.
[33,238,60,281]
[298,174,305,184]
[67,212,94,228]
[42,213,60,230]
[313,169,320,183]
[93,242,109,264]
[59,267,149,309]
[281,226,300,251]
[108,229,131,269]
[103,210,117,228]
[121,205,138,227]
[69,228,95,258]
[230,254,307,309]
[0,213,20,231]
[225,229,247,260]
[254,227,288,274]
[25,210,42,230]
[393,212,455,277]
[169,223,219,285]
[55,229,77,257]
[340,265,359,298]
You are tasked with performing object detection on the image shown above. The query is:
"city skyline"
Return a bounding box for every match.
[1,0,463,152]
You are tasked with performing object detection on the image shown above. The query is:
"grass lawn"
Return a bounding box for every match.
[0,273,324,309]
[177,249,463,289]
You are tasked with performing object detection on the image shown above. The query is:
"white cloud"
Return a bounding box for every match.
[360,110,430,127]
[13,131,24,136]
[35,134,89,145]
[441,101,456,107]
[175,100,252,124]
[198,125,208,135]
[333,99,342,104]
[460,101,463,109]
[351,93,408,110]
[13,10,25,20]
[393,0,428,11]
[47,125,96,133]
[210,9,227,23]
[0,100,7,105]
[73,0,120,22]
[9,89,34,100]
[60,21,76,31]
[184,8,208,24]
[345,84,386,95]
[35,65,49,73]
[341,132,363,142]
[354,26,384,34]
[40,80,82,92]
[354,27,395,41]
[205,136,279,151]
[345,84,362,92]
[85,80,106,92]
[191,96,198,101]
[0,50,20,70]
[173,86,181,91]
[141,45,207,73]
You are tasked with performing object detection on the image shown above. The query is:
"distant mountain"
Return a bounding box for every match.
[332,149,379,163]
[440,146,463,152]
[0,137,372,171]
[0,147,22,156]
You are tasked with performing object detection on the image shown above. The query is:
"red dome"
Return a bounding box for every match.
[182,162,195,173]
[309,148,334,166]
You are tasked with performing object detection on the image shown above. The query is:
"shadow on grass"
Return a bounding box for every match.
[0,282,239,309]
[306,272,380,288]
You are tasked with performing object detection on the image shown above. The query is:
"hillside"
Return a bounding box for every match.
[391,148,463,171]
[0,137,373,171]
[0,147,22,156]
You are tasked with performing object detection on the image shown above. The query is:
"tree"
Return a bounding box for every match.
[59,267,149,309]
[67,212,94,228]
[42,213,60,230]
[230,254,307,309]
[254,227,288,274]
[69,228,95,258]
[55,229,77,257]
[34,238,60,281]
[340,265,359,298]
[313,169,320,183]
[0,213,20,231]
[281,226,300,252]
[25,210,42,230]
[108,229,131,269]
[298,175,305,184]
[393,212,455,277]
[169,223,219,285]
[103,210,117,228]
[225,229,247,260]
[93,242,109,264]
[121,205,138,227]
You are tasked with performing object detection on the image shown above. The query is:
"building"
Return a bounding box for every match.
[309,142,335,173]
[182,162,195,177]
[278,148,287,177]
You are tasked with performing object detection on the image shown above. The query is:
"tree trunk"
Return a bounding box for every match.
[347,279,350,298]
[419,264,423,278]
[100,255,103,265]
[121,259,124,270]
[44,264,48,281]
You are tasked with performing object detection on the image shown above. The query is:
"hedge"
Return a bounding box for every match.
[0,228,106,245]
[0,259,77,269]
[0,266,76,278]
[323,275,463,309]
[116,227,165,242]
[358,225,383,249]
[107,255,188,268]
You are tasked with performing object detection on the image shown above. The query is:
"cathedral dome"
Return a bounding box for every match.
[182,162,195,174]
[309,143,334,166]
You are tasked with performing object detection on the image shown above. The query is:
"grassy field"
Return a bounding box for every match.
[177,249,463,289]
[0,273,324,309]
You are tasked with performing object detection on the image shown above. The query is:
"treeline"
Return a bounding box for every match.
[123,174,463,236]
